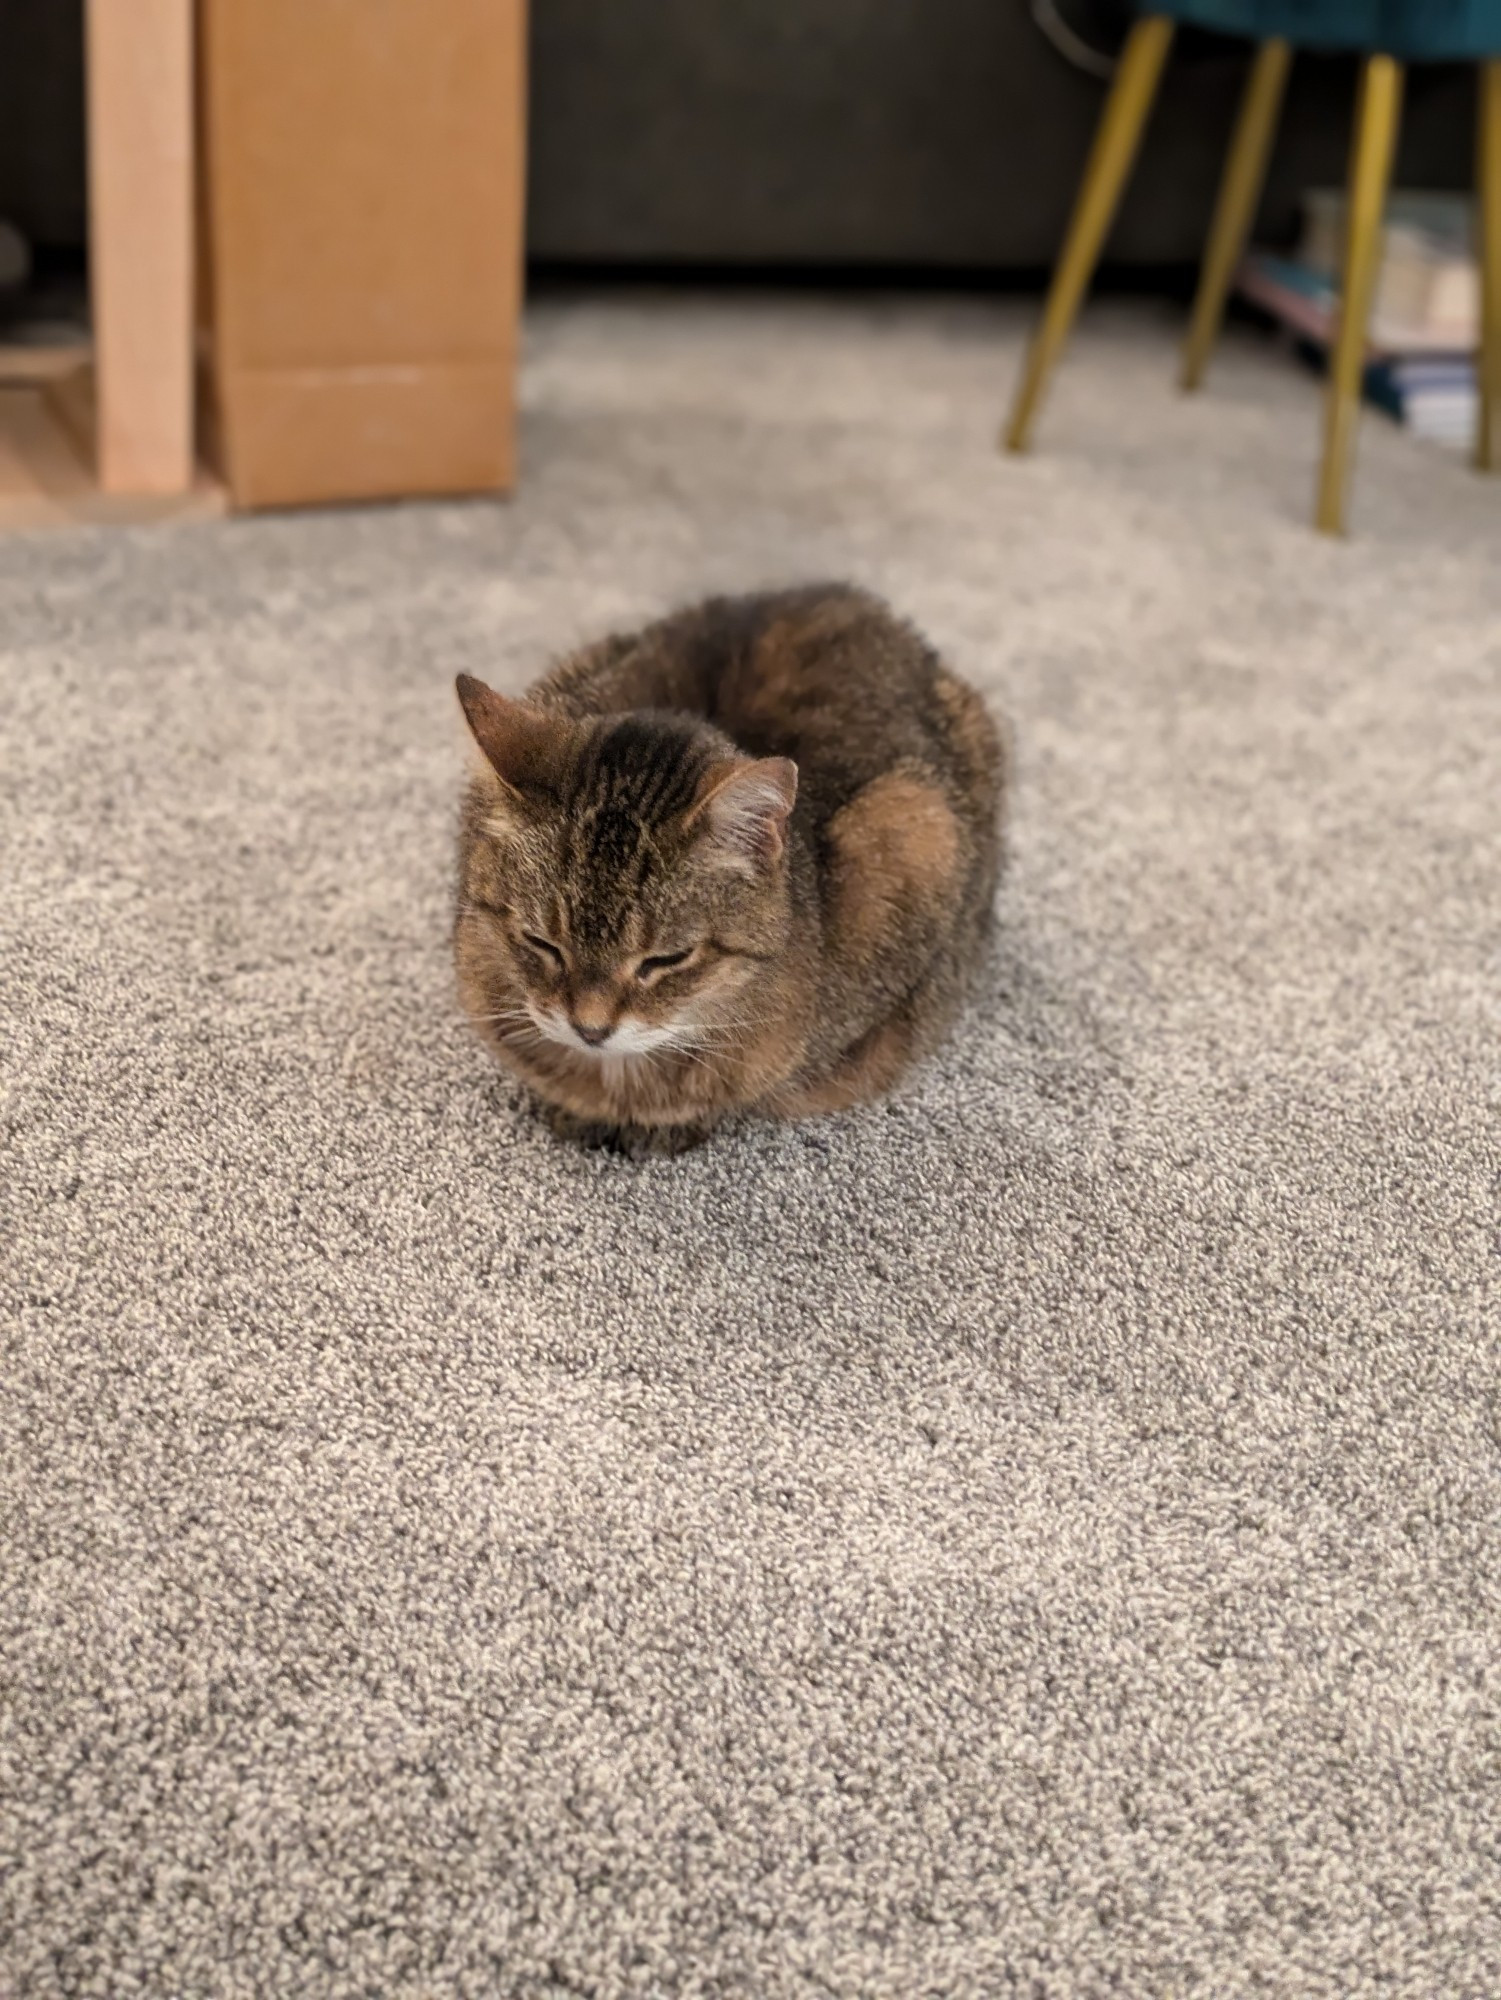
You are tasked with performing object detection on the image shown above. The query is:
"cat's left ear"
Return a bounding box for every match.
[685,757,798,876]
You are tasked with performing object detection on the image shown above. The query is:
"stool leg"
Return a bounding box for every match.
[1316,55,1403,536]
[1004,16,1175,453]
[1180,38,1292,391]
[1475,61,1501,471]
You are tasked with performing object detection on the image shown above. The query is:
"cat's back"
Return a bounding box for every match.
[535,582,1004,834]
[712,584,1004,835]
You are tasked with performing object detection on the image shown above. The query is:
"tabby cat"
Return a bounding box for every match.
[454,584,1005,1154]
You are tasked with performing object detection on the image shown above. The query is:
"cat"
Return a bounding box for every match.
[454,583,1006,1154]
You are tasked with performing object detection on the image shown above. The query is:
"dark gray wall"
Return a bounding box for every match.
[0,0,1475,269]
[527,1,1475,268]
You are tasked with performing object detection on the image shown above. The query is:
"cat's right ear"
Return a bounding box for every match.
[684,756,798,876]
[455,675,563,799]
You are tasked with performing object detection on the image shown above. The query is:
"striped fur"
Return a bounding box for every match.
[454,584,1006,1154]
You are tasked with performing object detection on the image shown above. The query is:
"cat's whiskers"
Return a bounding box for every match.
[464,1005,549,1052]
[465,1007,541,1031]
[687,998,782,1029]
[677,1015,775,1047]
[645,1019,754,1074]
[658,1041,719,1073]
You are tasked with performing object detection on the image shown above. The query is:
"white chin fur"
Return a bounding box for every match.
[531,1008,682,1059]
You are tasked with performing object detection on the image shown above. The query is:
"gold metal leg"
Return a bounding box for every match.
[1004,15,1175,452]
[1316,56,1403,536]
[1475,62,1501,471]
[1180,38,1292,391]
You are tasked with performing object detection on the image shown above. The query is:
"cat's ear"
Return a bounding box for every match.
[685,757,798,875]
[455,675,564,798]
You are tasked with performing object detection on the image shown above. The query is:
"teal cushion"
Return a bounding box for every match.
[1147,0,1501,55]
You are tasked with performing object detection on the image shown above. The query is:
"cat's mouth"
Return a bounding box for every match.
[529,1005,684,1061]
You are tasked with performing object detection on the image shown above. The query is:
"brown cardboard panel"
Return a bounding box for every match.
[220,361,515,511]
[199,0,526,510]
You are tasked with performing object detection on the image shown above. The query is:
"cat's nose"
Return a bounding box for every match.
[572,1019,611,1047]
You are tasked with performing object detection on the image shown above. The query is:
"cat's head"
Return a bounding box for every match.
[455,674,797,1059]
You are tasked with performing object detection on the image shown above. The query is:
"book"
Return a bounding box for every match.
[1364,357,1477,447]
[1236,251,1474,358]
[1234,252,1478,453]
[1298,190,1477,344]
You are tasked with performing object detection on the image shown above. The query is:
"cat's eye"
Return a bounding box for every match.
[522,931,564,966]
[636,947,693,980]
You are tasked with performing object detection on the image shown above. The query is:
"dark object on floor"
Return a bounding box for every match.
[454,584,1006,1151]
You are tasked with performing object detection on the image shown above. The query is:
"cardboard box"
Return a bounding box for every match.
[197,0,526,510]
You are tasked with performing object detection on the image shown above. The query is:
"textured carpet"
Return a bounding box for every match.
[3,295,1499,1999]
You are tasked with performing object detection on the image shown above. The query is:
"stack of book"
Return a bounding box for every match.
[1236,191,1479,451]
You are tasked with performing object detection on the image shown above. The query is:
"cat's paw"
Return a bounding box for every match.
[620,1120,715,1159]
[540,1103,714,1159]
[538,1106,621,1152]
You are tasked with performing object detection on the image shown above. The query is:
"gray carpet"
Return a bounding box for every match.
[3,294,1499,1998]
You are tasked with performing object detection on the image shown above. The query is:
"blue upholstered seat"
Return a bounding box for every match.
[1151,0,1501,58]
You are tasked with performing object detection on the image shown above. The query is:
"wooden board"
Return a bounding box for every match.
[86,0,195,495]
[0,367,225,532]
[0,342,94,386]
